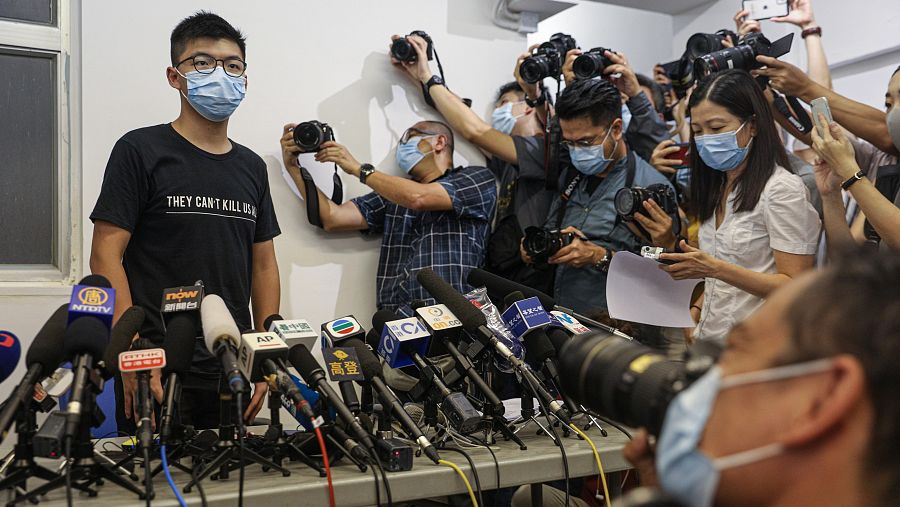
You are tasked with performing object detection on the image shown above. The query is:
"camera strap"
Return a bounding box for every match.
[772,93,813,134]
[554,151,637,233]
[299,166,343,229]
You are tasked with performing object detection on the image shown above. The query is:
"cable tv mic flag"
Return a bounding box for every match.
[377,317,431,369]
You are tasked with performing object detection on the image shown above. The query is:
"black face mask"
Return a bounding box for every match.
[864,164,900,247]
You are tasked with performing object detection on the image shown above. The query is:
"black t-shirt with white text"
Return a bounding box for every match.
[90,124,280,373]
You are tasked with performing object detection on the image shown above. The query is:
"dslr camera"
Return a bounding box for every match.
[572,47,615,81]
[558,332,722,435]
[519,32,577,84]
[293,120,334,153]
[659,29,737,98]
[694,32,794,79]
[614,184,679,222]
[391,30,433,63]
[522,226,575,264]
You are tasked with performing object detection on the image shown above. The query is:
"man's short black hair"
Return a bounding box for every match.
[495,81,525,105]
[170,11,246,66]
[555,78,621,127]
[416,120,454,156]
[636,73,665,114]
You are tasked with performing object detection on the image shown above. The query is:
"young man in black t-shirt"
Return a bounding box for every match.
[89,12,280,431]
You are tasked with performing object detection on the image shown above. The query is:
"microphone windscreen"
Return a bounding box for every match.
[288,344,321,385]
[79,274,112,288]
[63,316,109,360]
[102,306,146,376]
[503,291,526,311]
[200,295,240,354]
[0,331,22,384]
[467,268,556,312]
[547,327,571,353]
[523,329,556,364]
[371,310,401,338]
[163,313,198,375]
[26,304,68,375]
[416,268,486,330]
[341,337,382,381]
[263,314,283,331]
[364,328,380,349]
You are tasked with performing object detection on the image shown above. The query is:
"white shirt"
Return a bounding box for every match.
[695,166,821,342]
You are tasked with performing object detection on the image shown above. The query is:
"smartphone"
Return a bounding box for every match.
[742,0,789,21]
[810,97,833,137]
[668,142,691,169]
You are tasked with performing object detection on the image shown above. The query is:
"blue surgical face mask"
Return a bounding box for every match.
[694,121,752,171]
[570,129,616,176]
[396,136,434,174]
[621,103,632,133]
[656,358,834,507]
[491,102,526,135]
[177,67,246,122]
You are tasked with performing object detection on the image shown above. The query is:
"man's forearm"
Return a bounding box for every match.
[251,260,280,332]
[364,171,449,211]
[803,31,831,89]
[428,84,518,164]
[799,83,897,155]
[89,256,134,325]
[286,166,340,228]
[821,192,856,255]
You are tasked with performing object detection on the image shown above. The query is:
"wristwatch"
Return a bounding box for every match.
[594,249,613,272]
[841,170,865,190]
[801,26,822,39]
[359,163,375,184]
[525,88,547,107]
[424,74,444,92]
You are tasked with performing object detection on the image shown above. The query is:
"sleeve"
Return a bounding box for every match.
[89,138,149,232]
[848,136,878,177]
[624,91,669,162]
[763,173,822,255]
[438,168,497,221]
[351,191,387,234]
[254,168,281,243]
[512,135,548,181]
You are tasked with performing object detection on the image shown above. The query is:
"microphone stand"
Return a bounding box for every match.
[0,400,62,499]
[259,388,325,476]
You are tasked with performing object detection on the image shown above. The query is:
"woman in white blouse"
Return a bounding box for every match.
[658,70,821,342]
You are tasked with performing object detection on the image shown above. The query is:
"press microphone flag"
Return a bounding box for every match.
[377,317,431,369]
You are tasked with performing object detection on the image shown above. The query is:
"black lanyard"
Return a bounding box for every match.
[300,166,343,228]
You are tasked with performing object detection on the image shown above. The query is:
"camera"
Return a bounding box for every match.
[572,47,615,80]
[522,226,575,264]
[391,30,433,63]
[614,184,679,221]
[519,32,577,84]
[694,32,794,79]
[558,332,722,435]
[293,120,335,153]
[685,29,737,60]
[659,57,694,99]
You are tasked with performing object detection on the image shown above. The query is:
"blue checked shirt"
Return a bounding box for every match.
[352,166,497,315]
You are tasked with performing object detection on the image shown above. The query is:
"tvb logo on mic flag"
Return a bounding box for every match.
[321,316,363,346]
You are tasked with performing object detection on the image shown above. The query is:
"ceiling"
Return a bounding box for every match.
[581,0,716,15]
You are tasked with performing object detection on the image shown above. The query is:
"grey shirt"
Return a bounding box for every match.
[625,91,670,162]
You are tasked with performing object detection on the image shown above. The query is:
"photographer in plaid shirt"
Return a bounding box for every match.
[280,120,497,315]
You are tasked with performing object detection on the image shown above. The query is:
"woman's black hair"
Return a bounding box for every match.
[687,70,791,222]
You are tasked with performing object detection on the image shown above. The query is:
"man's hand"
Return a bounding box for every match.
[733,9,761,37]
[633,200,678,250]
[122,369,164,426]
[389,34,433,84]
[770,0,817,29]
[751,56,813,97]
[315,141,362,177]
[810,115,859,180]
[811,158,843,196]
[560,48,582,87]
[548,226,605,268]
[514,44,543,97]
[519,237,534,266]
[602,51,640,99]
[244,381,268,425]
[649,139,682,175]
[658,240,722,280]
[622,429,659,487]
[281,123,302,172]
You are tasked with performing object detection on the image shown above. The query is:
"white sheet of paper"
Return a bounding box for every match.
[606,251,701,328]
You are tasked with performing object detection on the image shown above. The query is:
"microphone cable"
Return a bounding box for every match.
[438,458,479,507]
[569,423,611,507]
[523,370,570,507]
[236,391,246,507]
[160,444,189,507]
[313,425,336,507]
[190,450,209,507]
[371,452,394,507]
[437,446,484,507]
[64,438,73,507]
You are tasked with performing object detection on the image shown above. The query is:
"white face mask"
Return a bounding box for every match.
[656,358,834,507]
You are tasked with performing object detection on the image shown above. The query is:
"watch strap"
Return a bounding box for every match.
[841,170,865,190]
[359,163,375,184]
[801,26,822,39]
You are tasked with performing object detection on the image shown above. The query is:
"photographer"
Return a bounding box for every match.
[279,121,496,315]
[521,78,677,314]
[623,248,900,507]
[658,70,820,343]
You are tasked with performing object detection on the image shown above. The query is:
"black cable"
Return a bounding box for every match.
[190,453,209,507]
[473,438,501,493]
[64,439,73,507]
[236,391,245,507]
[438,446,484,507]
[523,372,570,507]
[370,458,381,507]
[143,447,152,507]
[372,452,393,507]
[594,415,633,440]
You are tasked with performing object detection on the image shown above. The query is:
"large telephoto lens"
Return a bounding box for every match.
[693,45,756,79]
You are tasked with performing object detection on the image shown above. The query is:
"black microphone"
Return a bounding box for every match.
[339,337,441,464]
[200,295,245,393]
[0,304,68,441]
[63,316,110,439]
[330,424,371,464]
[289,344,375,455]
[127,338,161,450]
[417,268,571,425]
[159,312,197,445]
[100,306,147,379]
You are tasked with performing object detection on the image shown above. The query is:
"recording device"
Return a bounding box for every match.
[810,97,833,137]
[614,184,679,221]
[558,332,722,435]
[376,437,414,472]
[743,0,789,21]
[199,294,245,393]
[0,331,21,384]
[669,142,691,169]
[693,32,793,79]
[685,30,737,61]
[572,47,615,80]
[659,29,736,98]
[120,338,166,450]
[33,411,67,459]
[519,32,577,84]
[293,120,335,153]
[237,331,288,382]
[265,314,318,350]
[641,246,677,265]
[659,58,694,100]
[391,30,433,63]
[522,226,574,264]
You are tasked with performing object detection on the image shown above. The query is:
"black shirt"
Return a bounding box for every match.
[90,124,280,373]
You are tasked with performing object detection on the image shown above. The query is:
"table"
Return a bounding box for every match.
[25,423,631,506]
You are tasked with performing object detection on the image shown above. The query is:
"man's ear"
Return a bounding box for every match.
[778,355,866,449]
[611,118,625,140]
[166,67,182,90]
[433,134,448,153]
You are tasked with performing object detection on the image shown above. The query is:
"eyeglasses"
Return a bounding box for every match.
[562,131,608,149]
[400,128,439,144]
[176,53,247,77]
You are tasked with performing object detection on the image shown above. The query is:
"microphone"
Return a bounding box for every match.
[119,338,166,450]
[200,294,245,393]
[159,311,198,444]
[467,268,632,339]
[416,268,571,425]
[338,337,441,464]
[265,314,318,350]
[236,330,313,417]
[372,310,482,434]
[100,306,146,379]
[0,331,22,384]
[0,304,68,441]
[321,316,365,414]
[67,274,116,328]
[289,344,375,454]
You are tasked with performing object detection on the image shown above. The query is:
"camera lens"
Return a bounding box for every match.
[614,188,641,217]
[391,37,416,63]
[686,32,725,61]
[573,48,612,80]
[693,45,755,79]
[294,121,329,152]
[520,55,552,84]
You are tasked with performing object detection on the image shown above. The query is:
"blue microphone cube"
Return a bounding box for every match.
[67,285,116,328]
[377,318,431,369]
[501,296,551,341]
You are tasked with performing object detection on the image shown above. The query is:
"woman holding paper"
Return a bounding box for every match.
[655,70,820,342]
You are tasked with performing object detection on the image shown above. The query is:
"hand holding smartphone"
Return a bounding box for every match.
[810,97,833,137]
[742,0,789,21]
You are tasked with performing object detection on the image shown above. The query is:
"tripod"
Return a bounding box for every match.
[258,391,324,476]
[0,403,61,503]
